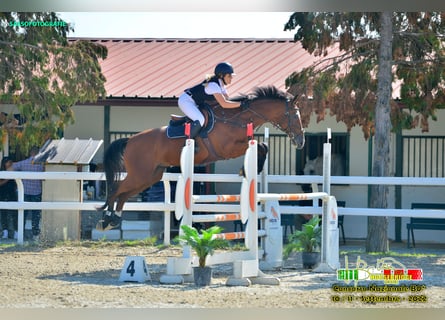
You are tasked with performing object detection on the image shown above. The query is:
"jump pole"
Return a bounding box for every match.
[313,128,340,272]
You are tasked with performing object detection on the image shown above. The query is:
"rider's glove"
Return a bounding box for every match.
[240,100,249,109]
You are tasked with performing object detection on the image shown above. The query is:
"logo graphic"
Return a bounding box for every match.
[337,256,423,285]
[270,206,279,219]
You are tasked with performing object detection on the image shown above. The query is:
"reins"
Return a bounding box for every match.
[218,98,303,137]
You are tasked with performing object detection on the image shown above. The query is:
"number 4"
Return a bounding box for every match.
[126,260,136,277]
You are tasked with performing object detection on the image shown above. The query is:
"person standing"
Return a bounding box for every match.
[0,156,18,240]
[12,146,44,241]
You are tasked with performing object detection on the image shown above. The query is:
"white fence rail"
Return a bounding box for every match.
[1,171,445,245]
[268,174,445,218]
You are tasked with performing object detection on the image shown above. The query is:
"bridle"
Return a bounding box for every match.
[276,99,305,140]
[240,98,305,138]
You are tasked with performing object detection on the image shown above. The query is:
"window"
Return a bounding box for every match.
[402,136,445,177]
[256,132,349,176]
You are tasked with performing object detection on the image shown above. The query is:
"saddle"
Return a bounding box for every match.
[166,104,215,139]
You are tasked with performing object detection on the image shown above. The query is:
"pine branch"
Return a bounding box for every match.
[395,31,445,38]
[0,40,42,50]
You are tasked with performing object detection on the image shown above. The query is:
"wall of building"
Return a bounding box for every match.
[64,105,178,163]
[64,105,104,164]
[109,106,178,132]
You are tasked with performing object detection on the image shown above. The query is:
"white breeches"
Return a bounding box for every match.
[178,93,205,126]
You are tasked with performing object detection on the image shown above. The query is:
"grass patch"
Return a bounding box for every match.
[53,236,164,249]
[0,243,17,249]
[2,237,243,252]
[228,242,249,251]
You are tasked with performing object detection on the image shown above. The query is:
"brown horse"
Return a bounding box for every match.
[96,86,305,231]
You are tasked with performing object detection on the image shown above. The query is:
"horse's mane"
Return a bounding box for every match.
[231,85,291,102]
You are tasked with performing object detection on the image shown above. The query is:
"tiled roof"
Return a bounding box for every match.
[79,38,342,100]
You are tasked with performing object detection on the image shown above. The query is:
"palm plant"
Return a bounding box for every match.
[283,216,321,258]
[176,225,229,267]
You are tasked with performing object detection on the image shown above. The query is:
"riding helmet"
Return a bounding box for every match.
[215,62,235,77]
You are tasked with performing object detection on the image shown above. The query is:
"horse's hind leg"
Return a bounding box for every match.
[95,187,121,231]
[96,192,117,212]
[96,193,121,231]
[114,166,166,212]
[96,184,134,231]
[114,191,137,214]
[97,167,165,231]
[96,183,135,231]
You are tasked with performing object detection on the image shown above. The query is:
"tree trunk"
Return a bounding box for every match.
[366,12,393,252]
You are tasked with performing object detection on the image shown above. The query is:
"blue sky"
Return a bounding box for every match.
[58,12,295,38]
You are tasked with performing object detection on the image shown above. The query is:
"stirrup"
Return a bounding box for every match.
[96,211,121,231]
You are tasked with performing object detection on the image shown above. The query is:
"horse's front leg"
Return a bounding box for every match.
[239,142,269,176]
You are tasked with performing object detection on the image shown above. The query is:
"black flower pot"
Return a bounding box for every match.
[302,252,320,269]
[193,266,212,286]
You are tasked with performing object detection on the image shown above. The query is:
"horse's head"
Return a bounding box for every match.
[244,86,305,149]
[286,98,305,149]
[303,157,317,175]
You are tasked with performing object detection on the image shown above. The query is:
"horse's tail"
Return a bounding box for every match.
[97,137,129,211]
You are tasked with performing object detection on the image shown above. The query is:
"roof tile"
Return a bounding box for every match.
[76,38,342,98]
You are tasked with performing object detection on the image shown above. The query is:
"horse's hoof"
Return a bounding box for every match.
[96,211,121,231]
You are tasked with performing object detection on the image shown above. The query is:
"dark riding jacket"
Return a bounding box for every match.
[186,77,221,106]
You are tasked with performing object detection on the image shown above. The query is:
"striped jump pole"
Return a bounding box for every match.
[191,212,267,223]
[192,194,241,203]
[257,192,329,202]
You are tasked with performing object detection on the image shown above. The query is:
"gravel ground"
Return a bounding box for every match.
[0,239,444,308]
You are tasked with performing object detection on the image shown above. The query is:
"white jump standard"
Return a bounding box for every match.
[160,127,340,286]
[161,137,281,286]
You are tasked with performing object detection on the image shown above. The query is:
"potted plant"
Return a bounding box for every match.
[283,216,321,269]
[175,224,229,286]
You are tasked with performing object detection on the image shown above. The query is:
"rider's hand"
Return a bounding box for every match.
[240,100,249,109]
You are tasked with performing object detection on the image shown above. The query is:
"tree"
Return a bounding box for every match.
[0,12,107,155]
[284,12,445,252]
[367,12,393,252]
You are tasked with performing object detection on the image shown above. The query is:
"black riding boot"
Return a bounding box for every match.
[188,120,202,152]
[189,120,202,139]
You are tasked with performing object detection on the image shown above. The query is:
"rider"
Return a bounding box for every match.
[178,62,244,138]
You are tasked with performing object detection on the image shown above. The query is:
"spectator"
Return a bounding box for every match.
[12,146,44,241]
[0,156,18,240]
